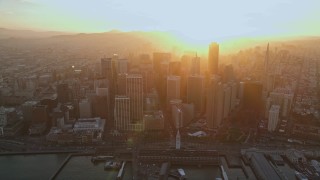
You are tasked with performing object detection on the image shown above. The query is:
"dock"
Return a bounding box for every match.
[49,152,93,180]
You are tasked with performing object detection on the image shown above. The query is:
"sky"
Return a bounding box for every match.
[0,0,319,44]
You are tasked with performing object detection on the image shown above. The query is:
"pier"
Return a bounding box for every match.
[49,152,93,180]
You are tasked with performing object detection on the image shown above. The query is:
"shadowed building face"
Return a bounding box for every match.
[208,42,219,75]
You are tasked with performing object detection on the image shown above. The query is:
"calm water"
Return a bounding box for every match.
[56,156,133,180]
[4,154,298,180]
[0,154,67,179]
[0,154,222,180]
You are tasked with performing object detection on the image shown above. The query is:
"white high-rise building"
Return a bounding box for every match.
[265,97,272,118]
[187,75,204,112]
[126,74,143,122]
[268,105,280,132]
[114,96,131,131]
[167,76,180,107]
[170,99,183,129]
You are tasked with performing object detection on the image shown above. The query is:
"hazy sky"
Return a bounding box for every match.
[0,0,319,42]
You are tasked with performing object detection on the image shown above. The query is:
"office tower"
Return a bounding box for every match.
[94,78,108,91]
[215,82,224,127]
[0,107,7,128]
[57,83,69,103]
[21,101,39,123]
[268,105,280,132]
[141,70,154,94]
[265,97,272,118]
[79,99,92,118]
[126,74,143,122]
[282,93,293,117]
[101,57,117,125]
[208,42,219,75]
[263,43,271,98]
[169,61,181,76]
[230,82,237,110]
[153,52,171,73]
[144,111,164,130]
[223,64,234,82]
[167,76,181,107]
[239,81,245,100]
[181,54,192,74]
[139,54,152,64]
[71,80,81,101]
[171,100,183,128]
[160,62,170,77]
[117,59,128,74]
[117,73,127,95]
[101,58,116,79]
[206,76,221,129]
[242,81,263,112]
[114,96,131,131]
[92,88,109,120]
[176,130,181,150]
[181,103,194,126]
[100,58,117,95]
[223,84,231,119]
[29,105,49,135]
[267,89,294,118]
[31,105,49,124]
[190,56,200,75]
[96,87,108,97]
[187,75,204,112]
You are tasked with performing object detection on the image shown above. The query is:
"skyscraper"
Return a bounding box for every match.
[169,61,181,76]
[223,84,231,119]
[208,42,219,75]
[79,99,92,118]
[215,82,224,127]
[101,58,116,80]
[268,105,280,132]
[117,59,128,74]
[117,73,127,95]
[153,52,171,73]
[242,81,263,112]
[114,96,131,131]
[126,74,143,122]
[57,83,69,103]
[206,75,225,129]
[166,76,181,108]
[187,75,204,112]
[206,75,220,129]
[101,57,117,124]
[190,56,200,75]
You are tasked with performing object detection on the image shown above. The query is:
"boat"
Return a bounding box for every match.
[91,156,114,163]
[177,168,186,179]
[177,168,185,177]
[295,171,308,180]
[104,161,122,170]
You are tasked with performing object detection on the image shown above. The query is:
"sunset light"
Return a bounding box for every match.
[1,0,319,43]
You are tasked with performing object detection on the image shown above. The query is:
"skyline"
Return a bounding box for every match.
[0,0,320,45]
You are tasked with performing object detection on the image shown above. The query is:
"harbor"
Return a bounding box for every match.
[0,146,319,179]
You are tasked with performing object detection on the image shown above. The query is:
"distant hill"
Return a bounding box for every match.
[0,28,319,55]
[0,28,73,39]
